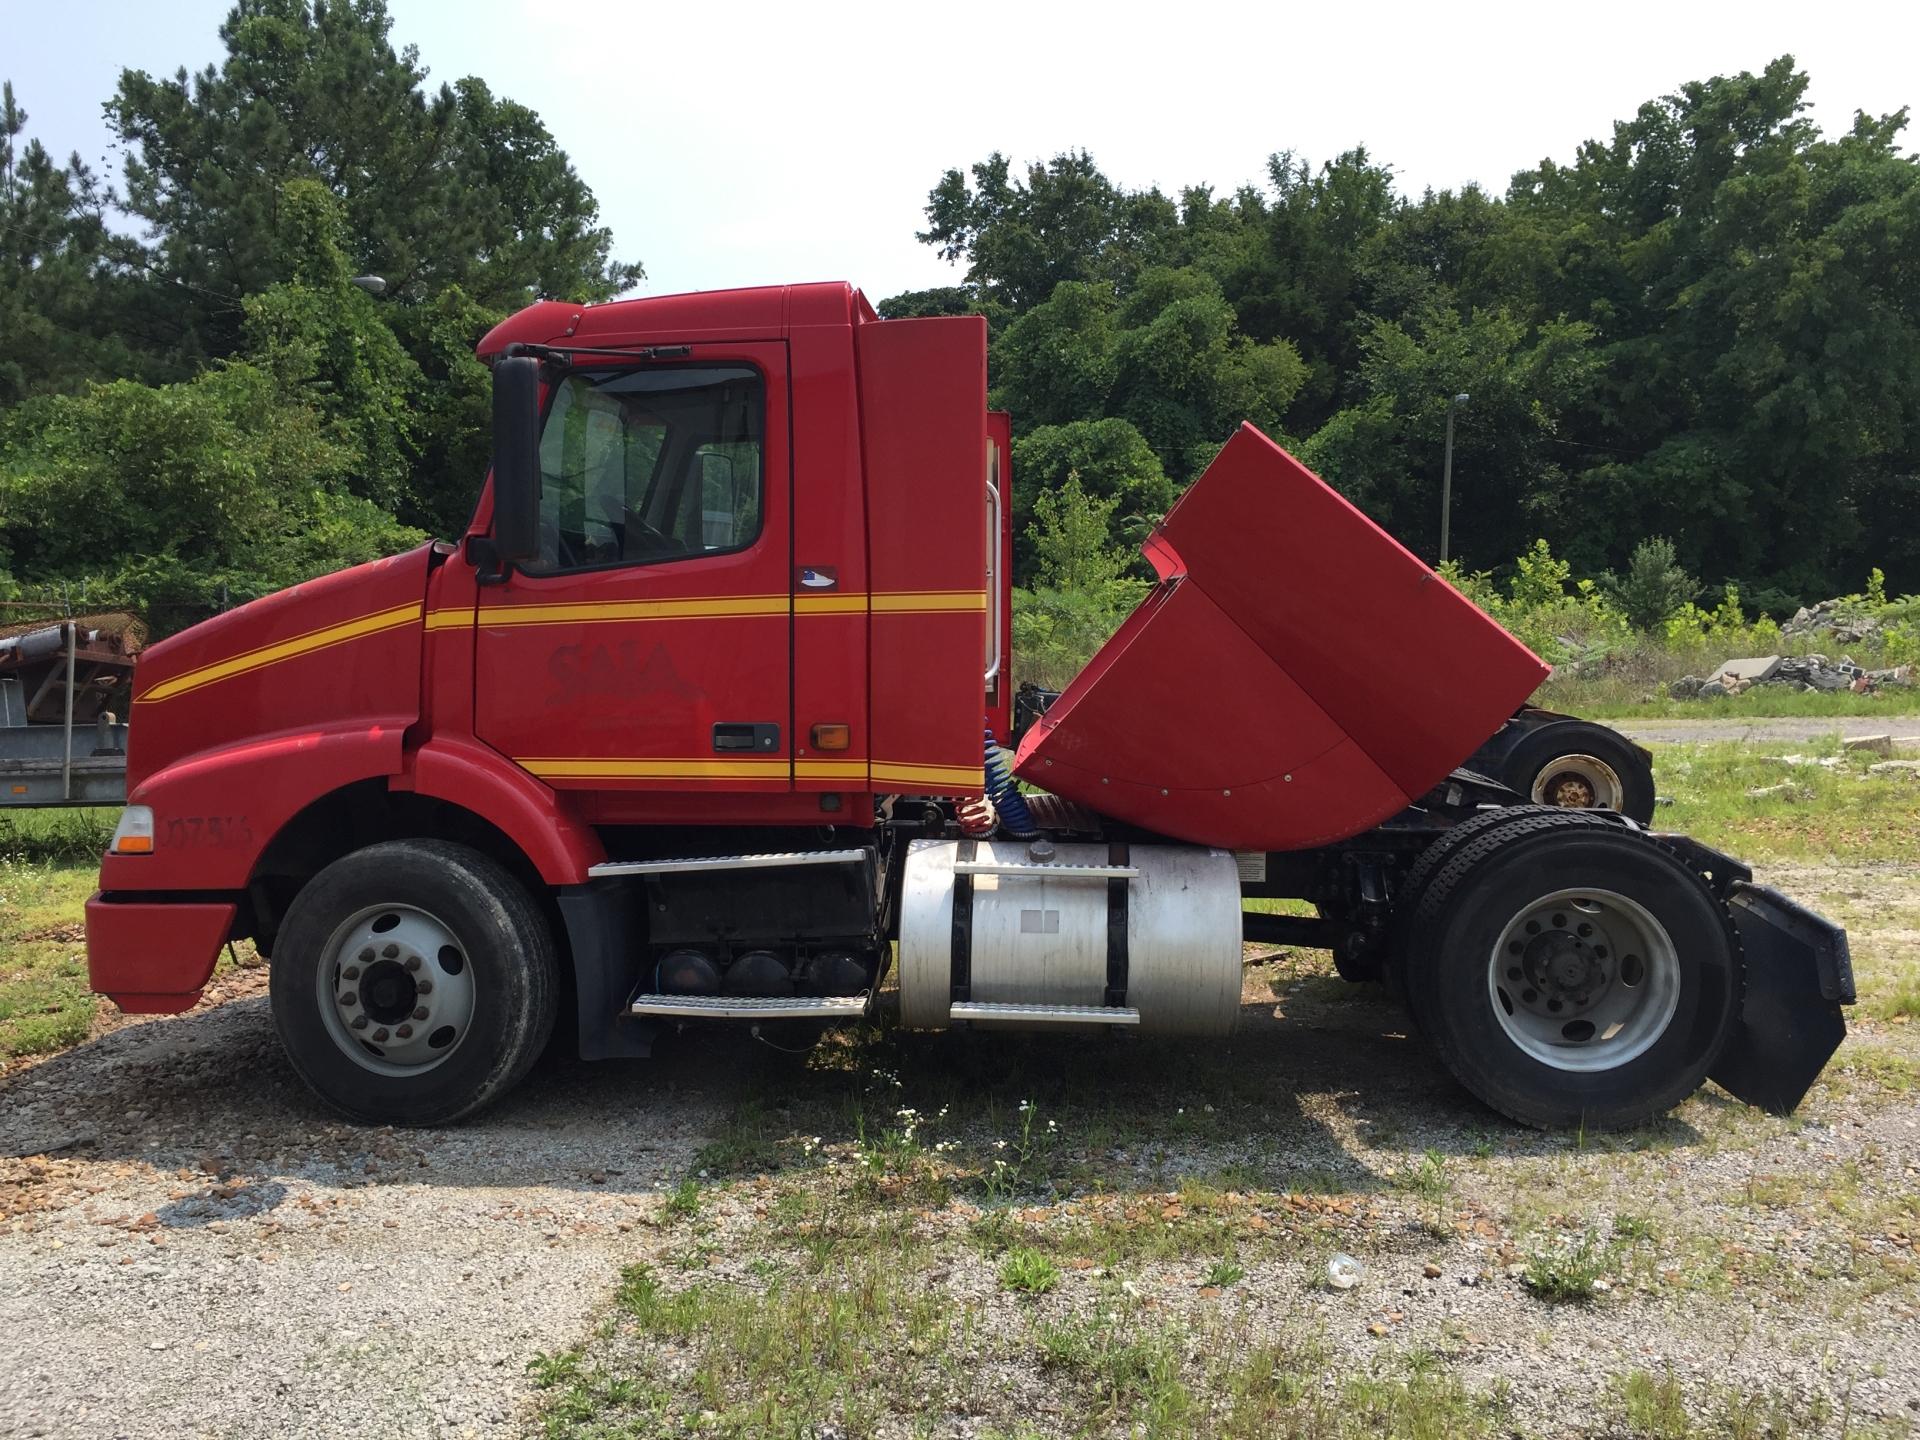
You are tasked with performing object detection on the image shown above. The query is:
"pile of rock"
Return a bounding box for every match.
[1782,599,1883,646]
[1670,654,1916,699]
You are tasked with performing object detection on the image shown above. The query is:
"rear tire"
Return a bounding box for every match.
[270,839,558,1126]
[1402,816,1740,1129]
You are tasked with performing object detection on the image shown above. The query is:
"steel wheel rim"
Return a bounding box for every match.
[315,903,476,1077]
[1530,753,1624,811]
[1487,886,1679,1072]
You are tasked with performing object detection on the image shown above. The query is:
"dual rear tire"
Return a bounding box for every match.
[1396,809,1742,1129]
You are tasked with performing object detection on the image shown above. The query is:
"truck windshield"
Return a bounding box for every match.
[525,365,763,574]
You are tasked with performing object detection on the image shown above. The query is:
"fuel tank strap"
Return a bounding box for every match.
[1105,842,1130,1008]
[949,838,975,1002]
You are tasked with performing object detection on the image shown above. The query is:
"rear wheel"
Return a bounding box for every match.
[270,839,558,1126]
[1504,722,1655,824]
[1402,816,1740,1129]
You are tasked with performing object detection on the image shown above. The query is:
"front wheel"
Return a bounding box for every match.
[269,839,558,1126]
[1403,817,1741,1129]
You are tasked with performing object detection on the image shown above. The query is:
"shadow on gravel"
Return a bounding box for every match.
[0,969,1703,1204]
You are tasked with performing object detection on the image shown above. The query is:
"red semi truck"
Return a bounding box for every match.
[84,283,1851,1129]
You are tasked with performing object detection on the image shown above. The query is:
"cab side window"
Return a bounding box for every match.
[529,366,763,573]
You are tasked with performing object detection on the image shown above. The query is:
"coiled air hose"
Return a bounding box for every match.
[983,728,1039,839]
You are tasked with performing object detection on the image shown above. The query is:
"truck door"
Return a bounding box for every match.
[472,347,792,795]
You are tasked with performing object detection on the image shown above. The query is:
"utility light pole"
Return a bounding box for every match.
[1438,392,1470,565]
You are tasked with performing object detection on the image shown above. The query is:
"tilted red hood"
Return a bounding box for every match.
[127,545,434,788]
[1014,426,1548,850]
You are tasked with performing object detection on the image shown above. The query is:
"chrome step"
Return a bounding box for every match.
[629,992,871,1020]
[951,860,1138,881]
[591,848,870,878]
[948,1001,1141,1026]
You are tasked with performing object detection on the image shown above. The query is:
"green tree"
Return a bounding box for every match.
[108,0,638,362]
[1010,418,1173,583]
[240,180,427,516]
[1604,537,1698,632]
[0,83,149,402]
[0,362,424,622]
[920,150,1178,311]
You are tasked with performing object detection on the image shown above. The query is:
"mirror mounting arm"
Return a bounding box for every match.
[465,534,510,586]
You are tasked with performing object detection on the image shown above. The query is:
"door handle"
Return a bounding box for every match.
[712,723,781,753]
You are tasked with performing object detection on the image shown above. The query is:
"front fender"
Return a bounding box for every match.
[100,720,412,893]
[401,737,606,885]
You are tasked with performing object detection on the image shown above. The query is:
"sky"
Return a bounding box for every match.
[7,0,1919,303]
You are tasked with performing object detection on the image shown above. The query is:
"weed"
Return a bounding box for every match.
[525,1348,584,1389]
[661,1178,700,1221]
[1523,1229,1608,1302]
[998,1246,1060,1295]
[979,1098,1055,1203]
[1612,1212,1657,1242]
[1203,1259,1246,1288]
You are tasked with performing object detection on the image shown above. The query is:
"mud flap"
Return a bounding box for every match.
[1711,883,1854,1114]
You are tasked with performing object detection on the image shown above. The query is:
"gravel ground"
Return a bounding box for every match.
[3,858,1916,1439]
[0,977,723,1440]
[1607,713,1920,745]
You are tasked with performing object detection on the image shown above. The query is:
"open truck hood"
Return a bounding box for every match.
[1014,425,1549,850]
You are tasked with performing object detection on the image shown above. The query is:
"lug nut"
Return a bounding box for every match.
[359,948,374,963]
[382,943,399,958]
[351,1015,369,1030]
[416,980,433,995]
[412,1007,429,1021]
[372,1028,389,1042]
[396,1024,414,1039]
[404,955,422,972]
[343,966,361,981]
[339,993,357,1007]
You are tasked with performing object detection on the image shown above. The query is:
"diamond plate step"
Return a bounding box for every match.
[948,1001,1141,1026]
[628,992,871,1020]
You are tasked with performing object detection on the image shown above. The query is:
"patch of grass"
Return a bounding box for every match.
[1033,1310,1189,1423]
[692,1097,787,1177]
[1613,1369,1691,1440]
[660,1178,700,1222]
[1612,1212,1657,1242]
[998,1246,1060,1295]
[573,1258,963,1437]
[1523,1229,1608,1302]
[0,857,101,1058]
[0,808,117,864]
[1203,1258,1246,1288]
[1608,1369,1852,1440]
[1650,738,1920,861]
[1550,681,1920,721]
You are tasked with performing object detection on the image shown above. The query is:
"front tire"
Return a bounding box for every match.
[269,839,558,1126]
[1403,816,1740,1129]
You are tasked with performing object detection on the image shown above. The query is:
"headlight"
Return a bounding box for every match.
[109,806,155,855]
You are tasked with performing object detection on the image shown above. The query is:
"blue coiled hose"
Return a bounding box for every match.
[983,728,1039,838]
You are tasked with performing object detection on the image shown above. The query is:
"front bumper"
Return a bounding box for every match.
[85,892,237,1014]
